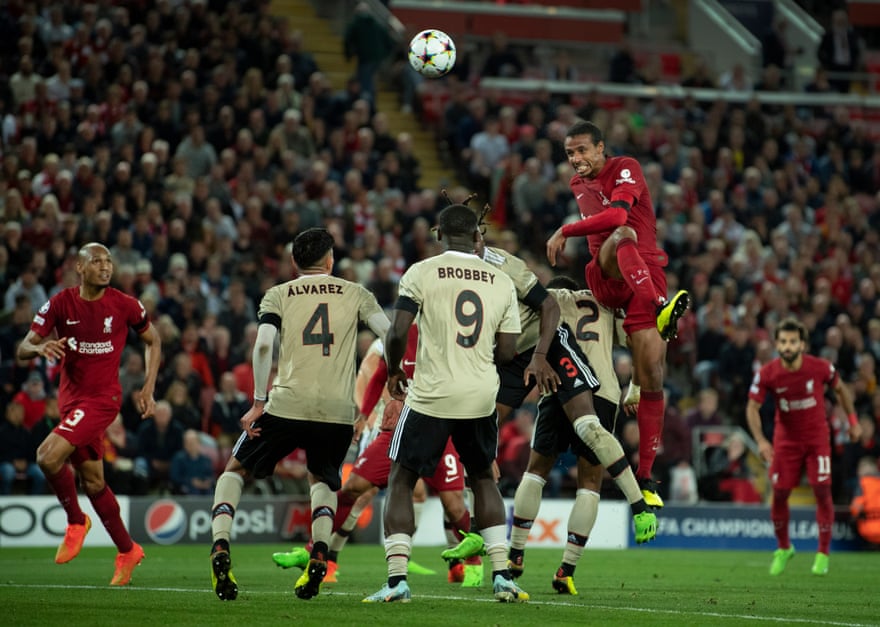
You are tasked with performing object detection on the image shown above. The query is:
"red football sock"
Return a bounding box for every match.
[453,512,471,541]
[636,390,664,480]
[813,484,833,554]
[88,484,133,553]
[616,238,661,308]
[46,464,86,525]
[333,492,357,532]
[771,488,792,549]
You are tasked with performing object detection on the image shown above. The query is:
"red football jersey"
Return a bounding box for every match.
[569,155,667,266]
[748,354,838,445]
[31,287,150,416]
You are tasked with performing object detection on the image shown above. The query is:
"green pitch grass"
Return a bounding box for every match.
[3,544,879,626]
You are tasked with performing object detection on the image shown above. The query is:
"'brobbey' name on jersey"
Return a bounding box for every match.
[748,354,838,445]
[31,287,149,415]
[399,250,520,419]
[259,274,384,424]
[550,288,622,405]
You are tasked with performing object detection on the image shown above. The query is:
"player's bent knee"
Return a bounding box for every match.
[572,415,623,462]
[613,226,638,243]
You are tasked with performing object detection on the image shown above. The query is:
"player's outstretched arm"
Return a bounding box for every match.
[524,291,561,394]
[495,332,517,366]
[745,398,773,463]
[833,379,862,442]
[17,330,66,362]
[385,308,415,400]
[137,322,161,419]
[546,227,567,267]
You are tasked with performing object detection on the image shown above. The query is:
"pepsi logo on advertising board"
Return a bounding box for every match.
[145,499,186,545]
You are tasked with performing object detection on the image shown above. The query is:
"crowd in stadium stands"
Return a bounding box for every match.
[1,2,879,512]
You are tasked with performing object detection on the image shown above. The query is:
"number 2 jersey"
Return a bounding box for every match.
[397,250,520,419]
[550,288,622,406]
[30,286,150,417]
[258,273,385,425]
[748,355,838,445]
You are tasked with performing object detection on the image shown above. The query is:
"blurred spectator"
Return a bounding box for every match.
[761,17,802,84]
[4,265,48,315]
[135,400,185,494]
[272,448,310,495]
[817,9,862,93]
[0,400,45,495]
[497,405,535,496]
[165,380,203,432]
[700,432,762,503]
[104,414,145,496]
[343,2,395,104]
[850,456,880,545]
[608,40,638,84]
[12,371,48,430]
[210,372,250,449]
[170,429,215,496]
[481,32,524,78]
[656,389,695,501]
[29,394,60,448]
[842,416,880,496]
[685,388,726,432]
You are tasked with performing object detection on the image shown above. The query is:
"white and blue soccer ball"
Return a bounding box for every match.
[408,29,456,79]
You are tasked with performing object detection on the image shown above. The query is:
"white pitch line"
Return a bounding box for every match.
[0,583,875,627]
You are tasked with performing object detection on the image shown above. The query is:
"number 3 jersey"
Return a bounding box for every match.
[30,286,150,415]
[748,355,838,445]
[397,250,520,419]
[258,273,385,424]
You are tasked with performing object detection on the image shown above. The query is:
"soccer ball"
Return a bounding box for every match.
[408,29,456,79]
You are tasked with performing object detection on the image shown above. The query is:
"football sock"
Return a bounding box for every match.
[771,488,792,548]
[413,499,425,530]
[452,511,471,541]
[444,516,457,546]
[385,533,411,582]
[211,471,244,543]
[333,491,357,532]
[88,484,133,553]
[572,414,644,506]
[46,464,86,525]
[813,484,833,555]
[310,482,337,548]
[330,498,367,553]
[635,390,665,480]
[511,473,545,550]
[562,489,598,568]
[616,238,661,308]
[557,562,576,578]
[481,524,508,573]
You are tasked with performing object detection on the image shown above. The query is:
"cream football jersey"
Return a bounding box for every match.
[398,250,520,418]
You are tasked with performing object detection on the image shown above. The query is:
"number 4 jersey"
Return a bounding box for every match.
[398,250,520,419]
[258,273,385,424]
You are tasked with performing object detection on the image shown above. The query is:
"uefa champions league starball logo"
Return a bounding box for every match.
[145,499,186,544]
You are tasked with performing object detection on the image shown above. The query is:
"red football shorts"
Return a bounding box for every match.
[55,399,119,465]
[585,258,667,335]
[351,431,465,491]
[770,439,832,489]
[422,438,465,492]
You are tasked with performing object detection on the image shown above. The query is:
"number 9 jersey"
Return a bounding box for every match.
[397,250,520,419]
